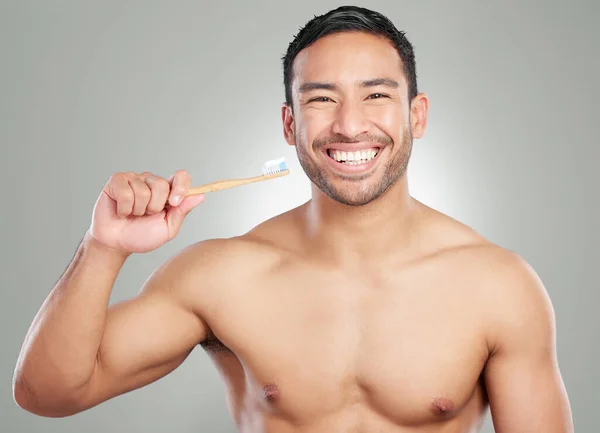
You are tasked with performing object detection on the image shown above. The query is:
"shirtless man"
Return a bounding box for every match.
[13,6,573,433]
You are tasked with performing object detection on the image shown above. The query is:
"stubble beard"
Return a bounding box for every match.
[295,128,413,206]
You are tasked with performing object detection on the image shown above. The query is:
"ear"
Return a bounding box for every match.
[281,103,296,146]
[409,93,429,139]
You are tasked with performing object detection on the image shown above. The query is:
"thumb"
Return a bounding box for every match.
[166,194,205,236]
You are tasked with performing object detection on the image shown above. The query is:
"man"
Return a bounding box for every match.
[13,6,573,432]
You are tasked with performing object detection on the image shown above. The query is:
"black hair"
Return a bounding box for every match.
[282,5,418,107]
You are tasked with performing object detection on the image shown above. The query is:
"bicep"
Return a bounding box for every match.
[83,254,210,408]
[93,292,206,398]
[484,263,573,433]
[484,336,571,432]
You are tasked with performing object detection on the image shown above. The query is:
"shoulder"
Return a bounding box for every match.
[444,242,556,355]
[148,208,300,293]
[158,235,285,288]
[419,206,556,352]
[429,210,555,326]
[419,203,550,305]
[136,234,285,327]
[456,243,553,313]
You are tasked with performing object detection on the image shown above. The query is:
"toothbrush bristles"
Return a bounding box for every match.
[262,157,288,175]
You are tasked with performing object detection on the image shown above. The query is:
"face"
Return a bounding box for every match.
[282,31,428,206]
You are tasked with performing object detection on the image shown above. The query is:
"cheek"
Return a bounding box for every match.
[296,128,308,146]
[298,109,336,142]
[367,104,404,125]
[366,105,407,137]
[303,108,336,128]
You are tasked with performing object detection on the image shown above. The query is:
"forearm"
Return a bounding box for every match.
[14,231,129,402]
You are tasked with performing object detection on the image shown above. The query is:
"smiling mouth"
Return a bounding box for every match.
[326,148,380,165]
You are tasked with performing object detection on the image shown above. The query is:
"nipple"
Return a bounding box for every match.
[431,397,455,415]
[263,383,280,403]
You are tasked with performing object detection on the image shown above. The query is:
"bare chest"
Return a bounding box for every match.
[203,264,489,427]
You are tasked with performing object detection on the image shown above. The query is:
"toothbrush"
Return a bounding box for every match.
[185,157,290,195]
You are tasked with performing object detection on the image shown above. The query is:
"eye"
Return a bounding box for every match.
[367,93,389,100]
[308,96,334,103]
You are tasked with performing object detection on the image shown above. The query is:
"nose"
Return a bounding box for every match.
[331,101,370,139]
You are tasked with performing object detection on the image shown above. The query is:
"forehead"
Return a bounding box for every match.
[292,32,405,88]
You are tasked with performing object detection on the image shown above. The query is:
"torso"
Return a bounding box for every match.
[192,202,497,432]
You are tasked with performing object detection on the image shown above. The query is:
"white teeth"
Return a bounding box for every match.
[329,148,379,164]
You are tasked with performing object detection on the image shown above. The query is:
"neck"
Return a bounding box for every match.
[301,176,420,265]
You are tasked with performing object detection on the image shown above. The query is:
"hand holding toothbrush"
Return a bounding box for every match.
[88,159,289,256]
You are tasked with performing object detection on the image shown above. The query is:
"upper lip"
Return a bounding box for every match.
[322,142,384,152]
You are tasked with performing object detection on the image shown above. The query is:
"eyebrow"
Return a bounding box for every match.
[298,78,399,93]
[360,78,399,89]
[298,82,338,93]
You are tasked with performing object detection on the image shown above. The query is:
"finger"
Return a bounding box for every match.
[166,194,205,238]
[128,175,152,216]
[141,173,170,215]
[167,170,191,207]
[177,193,205,215]
[106,173,134,218]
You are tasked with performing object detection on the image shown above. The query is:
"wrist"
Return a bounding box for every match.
[82,231,132,263]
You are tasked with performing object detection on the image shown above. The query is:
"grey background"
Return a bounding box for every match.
[1,0,598,432]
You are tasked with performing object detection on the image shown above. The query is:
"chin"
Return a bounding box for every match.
[319,182,387,207]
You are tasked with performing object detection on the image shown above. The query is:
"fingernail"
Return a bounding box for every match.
[171,195,182,205]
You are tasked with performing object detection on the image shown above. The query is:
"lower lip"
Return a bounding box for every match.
[323,149,382,174]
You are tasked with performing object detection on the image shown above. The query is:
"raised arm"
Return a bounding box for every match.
[483,254,574,433]
[12,170,207,417]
